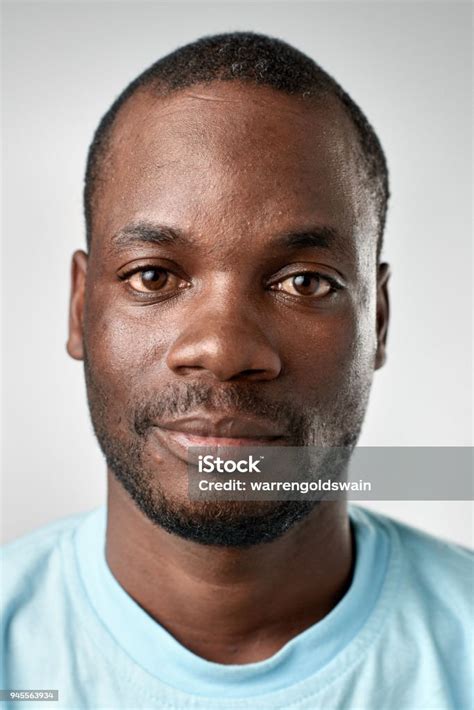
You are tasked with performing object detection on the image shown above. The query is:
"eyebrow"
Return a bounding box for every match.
[272,226,337,251]
[111,223,192,250]
[110,221,341,255]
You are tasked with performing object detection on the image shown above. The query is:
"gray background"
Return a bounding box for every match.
[1,0,472,546]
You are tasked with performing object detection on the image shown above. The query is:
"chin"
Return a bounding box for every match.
[123,478,318,547]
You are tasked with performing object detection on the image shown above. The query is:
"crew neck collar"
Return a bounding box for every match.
[73,504,390,698]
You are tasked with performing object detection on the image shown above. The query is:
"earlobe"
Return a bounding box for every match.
[374,262,390,370]
[66,250,88,361]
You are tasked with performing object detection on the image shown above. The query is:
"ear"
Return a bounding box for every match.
[374,262,390,370]
[66,250,88,360]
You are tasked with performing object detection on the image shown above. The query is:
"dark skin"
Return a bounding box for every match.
[67,82,389,664]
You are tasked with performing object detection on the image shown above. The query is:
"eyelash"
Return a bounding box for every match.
[272,272,342,292]
[119,265,170,282]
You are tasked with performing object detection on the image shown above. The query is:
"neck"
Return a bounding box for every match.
[105,472,354,664]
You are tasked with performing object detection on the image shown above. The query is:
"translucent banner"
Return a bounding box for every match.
[187,446,473,501]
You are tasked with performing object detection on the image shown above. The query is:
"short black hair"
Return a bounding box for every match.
[84,32,389,256]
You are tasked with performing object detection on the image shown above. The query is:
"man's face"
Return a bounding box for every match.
[68,82,389,546]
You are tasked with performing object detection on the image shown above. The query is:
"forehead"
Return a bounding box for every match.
[92,82,374,257]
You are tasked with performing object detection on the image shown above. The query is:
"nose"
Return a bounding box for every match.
[166,301,282,383]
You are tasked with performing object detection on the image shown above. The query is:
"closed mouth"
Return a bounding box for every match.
[150,414,288,464]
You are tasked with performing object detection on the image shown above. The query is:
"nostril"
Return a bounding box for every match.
[232,369,269,380]
[175,365,206,375]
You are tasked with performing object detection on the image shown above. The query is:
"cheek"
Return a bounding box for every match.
[84,296,171,394]
[287,300,377,399]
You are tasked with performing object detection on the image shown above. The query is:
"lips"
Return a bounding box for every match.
[158,415,284,439]
[150,415,288,465]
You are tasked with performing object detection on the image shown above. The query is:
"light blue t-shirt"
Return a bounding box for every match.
[1,505,473,709]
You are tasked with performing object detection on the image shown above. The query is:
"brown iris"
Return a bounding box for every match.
[293,274,319,295]
[142,269,167,289]
[277,273,332,297]
[128,268,169,292]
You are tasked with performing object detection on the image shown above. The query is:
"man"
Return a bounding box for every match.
[2,32,472,709]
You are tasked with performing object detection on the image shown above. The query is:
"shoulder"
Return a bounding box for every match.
[2,510,90,562]
[350,505,473,705]
[1,510,98,609]
[1,510,106,689]
[350,504,473,611]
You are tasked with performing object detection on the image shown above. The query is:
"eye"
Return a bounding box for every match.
[126,267,188,294]
[272,273,335,298]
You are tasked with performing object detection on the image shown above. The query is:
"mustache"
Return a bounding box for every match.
[132,382,309,440]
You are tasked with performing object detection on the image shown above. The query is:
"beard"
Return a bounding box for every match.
[84,353,372,548]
